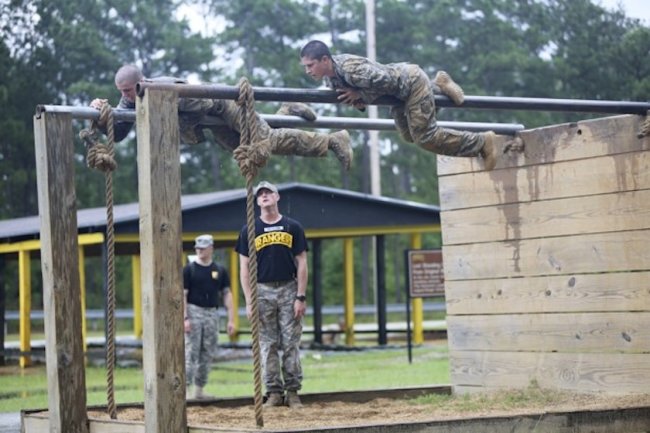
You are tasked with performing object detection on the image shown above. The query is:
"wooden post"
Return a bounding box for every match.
[34,111,88,433]
[136,89,187,432]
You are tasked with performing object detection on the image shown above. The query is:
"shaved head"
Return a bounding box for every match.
[114,64,143,87]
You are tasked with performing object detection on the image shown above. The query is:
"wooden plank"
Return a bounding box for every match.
[445,271,650,315]
[447,312,650,353]
[449,351,650,393]
[443,230,650,280]
[34,112,89,432]
[441,189,650,245]
[437,114,650,175]
[438,150,650,211]
[136,89,187,432]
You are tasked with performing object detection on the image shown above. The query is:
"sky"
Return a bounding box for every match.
[597,0,650,23]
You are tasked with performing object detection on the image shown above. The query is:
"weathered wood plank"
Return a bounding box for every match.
[437,114,650,176]
[443,230,650,280]
[438,150,650,211]
[449,351,650,393]
[34,112,88,433]
[447,312,650,353]
[445,271,650,315]
[441,189,650,245]
[136,89,187,432]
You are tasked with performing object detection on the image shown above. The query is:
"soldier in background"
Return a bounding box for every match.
[236,181,308,409]
[183,234,235,400]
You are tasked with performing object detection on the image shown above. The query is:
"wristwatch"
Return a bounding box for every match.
[295,294,306,302]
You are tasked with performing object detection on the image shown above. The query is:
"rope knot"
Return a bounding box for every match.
[80,102,117,172]
[234,77,269,178]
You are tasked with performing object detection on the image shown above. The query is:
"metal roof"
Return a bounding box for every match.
[0,182,440,243]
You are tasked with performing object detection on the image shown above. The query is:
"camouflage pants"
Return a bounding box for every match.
[390,65,484,157]
[185,303,220,388]
[258,280,303,393]
[179,97,328,157]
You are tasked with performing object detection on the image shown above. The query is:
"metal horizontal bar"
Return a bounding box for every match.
[137,82,650,115]
[35,104,524,134]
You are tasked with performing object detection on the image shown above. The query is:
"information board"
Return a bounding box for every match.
[407,249,444,298]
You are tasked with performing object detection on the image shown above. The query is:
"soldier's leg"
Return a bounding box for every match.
[405,66,496,168]
[195,309,219,389]
[184,305,202,388]
[268,128,352,170]
[258,284,284,395]
[277,281,303,392]
[390,104,414,143]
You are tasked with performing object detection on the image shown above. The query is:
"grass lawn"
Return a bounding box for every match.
[0,342,449,413]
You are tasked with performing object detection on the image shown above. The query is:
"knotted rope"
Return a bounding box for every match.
[234,77,269,428]
[79,102,118,420]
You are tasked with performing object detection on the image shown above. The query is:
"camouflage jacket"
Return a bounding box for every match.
[325,54,413,103]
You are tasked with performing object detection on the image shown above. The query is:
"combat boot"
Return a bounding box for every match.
[328,130,353,170]
[480,131,497,171]
[276,102,317,121]
[264,392,285,407]
[194,386,216,400]
[285,391,303,409]
[433,71,465,106]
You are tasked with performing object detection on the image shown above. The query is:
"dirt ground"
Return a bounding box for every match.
[88,390,650,431]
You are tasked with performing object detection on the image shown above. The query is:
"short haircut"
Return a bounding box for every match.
[114,64,143,86]
[300,40,332,60]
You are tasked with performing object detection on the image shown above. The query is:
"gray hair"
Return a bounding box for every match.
[114,64,143,86]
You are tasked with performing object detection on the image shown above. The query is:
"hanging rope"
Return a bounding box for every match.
[233,77,269,428]
[79,102,118,420]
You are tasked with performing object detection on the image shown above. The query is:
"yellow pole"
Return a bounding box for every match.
[18,249,31,368]
[132,255,142,339]
[229,249,240,342]
[409,233,424,344]
[343,238,355,346]
[78,246,87,352]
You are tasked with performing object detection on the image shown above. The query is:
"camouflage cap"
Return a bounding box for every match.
[253,181,278,196]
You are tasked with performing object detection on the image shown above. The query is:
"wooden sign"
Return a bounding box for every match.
[407,249,444,297]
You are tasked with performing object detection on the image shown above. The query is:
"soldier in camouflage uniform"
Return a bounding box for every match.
[235,181,308,409]
[183,234,235,400]
[300,40,499,171]
[90,65,353,169]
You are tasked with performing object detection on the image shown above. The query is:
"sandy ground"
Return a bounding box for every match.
[87,391,650,431]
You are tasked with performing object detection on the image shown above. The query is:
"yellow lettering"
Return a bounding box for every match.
[255,232,293,251]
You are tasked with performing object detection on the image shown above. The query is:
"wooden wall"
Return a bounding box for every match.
[437,114,650,394]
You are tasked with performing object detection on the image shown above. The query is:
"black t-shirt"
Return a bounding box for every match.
[235,215,308,283]
[183,261,230,308]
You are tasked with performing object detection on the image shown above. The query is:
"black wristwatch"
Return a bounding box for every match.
[295,294,306,302]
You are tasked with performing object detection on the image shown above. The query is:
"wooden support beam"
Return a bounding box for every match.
[34,111,88,433]
[136,88,187,432]
[409,234,424,344]
[131,255,142,339]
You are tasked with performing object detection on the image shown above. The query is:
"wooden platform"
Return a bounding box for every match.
[21,386,650,433]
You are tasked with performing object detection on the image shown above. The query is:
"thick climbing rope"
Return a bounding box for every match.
[79,103,118,420]
[233,77,270,428]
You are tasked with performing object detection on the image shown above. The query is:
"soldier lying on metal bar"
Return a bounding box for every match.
[300,40,502,171]
[90,65,352,170]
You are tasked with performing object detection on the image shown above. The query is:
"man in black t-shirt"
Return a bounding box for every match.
[235,181,308,409]
[183,234,235,400]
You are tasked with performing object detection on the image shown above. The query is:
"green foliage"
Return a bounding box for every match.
[1,0,649,313]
